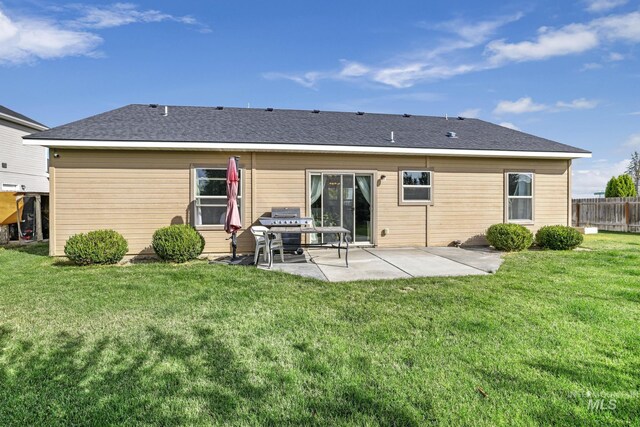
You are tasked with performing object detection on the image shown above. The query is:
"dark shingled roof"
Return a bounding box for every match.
[0,105,46,128]
[25,104,589,154]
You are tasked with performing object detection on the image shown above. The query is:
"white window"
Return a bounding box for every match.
[194,168,241,226]
[400,170,432,204]
[506,172,533,222]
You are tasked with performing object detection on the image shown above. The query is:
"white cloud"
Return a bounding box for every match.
[486,12,640,65]
[572,159,629,197]
[0,9,101,64]
[498,122,521,131]
[555,98,599,110]
[432,13,524,43]
[593,12,640,43]
[0,4,208,65]
[584,0,627,13]
[486,24,599,63]
[265,12,520,88]
[68,3,206,31]
[494,97,547,114]
[459,108,481,118]
[338,61,370,78]
[262,71,324,89]
[581,62,603,70]
[371,63,479,88]
[494,97,599,115]
[623,133,640,147]
[608,51,624,61]
[268,10,640,89]
[629,111,640,116]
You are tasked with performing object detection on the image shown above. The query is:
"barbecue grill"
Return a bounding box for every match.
[259,207,313,252]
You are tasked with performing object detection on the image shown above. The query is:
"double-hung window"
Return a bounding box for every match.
[506,172,533,222]
[194,168,242,226]
[400,170,432,204]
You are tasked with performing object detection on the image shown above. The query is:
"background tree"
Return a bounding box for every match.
[618,174,637,197]
[626,151,640,193]
[605,176,620,197]
[605,174,637,197]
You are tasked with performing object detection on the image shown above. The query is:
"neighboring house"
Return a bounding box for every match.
[0,105,49,242]
[23,104,591,256]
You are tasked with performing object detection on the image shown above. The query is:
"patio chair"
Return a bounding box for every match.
[250,226,284,265]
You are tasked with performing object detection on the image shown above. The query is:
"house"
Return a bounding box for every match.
[22,104,591,256]
[0,105,49,243]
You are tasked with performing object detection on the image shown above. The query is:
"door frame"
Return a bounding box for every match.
[306,169,378,246]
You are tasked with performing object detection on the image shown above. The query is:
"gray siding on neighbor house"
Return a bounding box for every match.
[0,118,49,193]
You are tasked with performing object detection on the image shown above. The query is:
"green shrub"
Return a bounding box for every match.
[64,229,128,265]
[535,225,583,250]
[152,225,204,263]
[486,223,533,252]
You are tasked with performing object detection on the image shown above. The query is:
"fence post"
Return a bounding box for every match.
[625,201,630,232]
[575,202,580,227]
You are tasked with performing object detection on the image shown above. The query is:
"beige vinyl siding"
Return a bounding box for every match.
[50,149,569,256]
[254,153,427,248]
[427,157,568,246]
[51,150,253,255]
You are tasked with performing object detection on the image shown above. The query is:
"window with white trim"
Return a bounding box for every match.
[506,172,533,222]
[400,170,432,203]
[194,168,241,226]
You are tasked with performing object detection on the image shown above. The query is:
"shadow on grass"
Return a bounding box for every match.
[0,326,270,425]
[2,242,49,257]
[0,325,426,425]
[476,356,639,425]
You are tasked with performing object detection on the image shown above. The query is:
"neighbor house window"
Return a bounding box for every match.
[506,172,533,222]
[194,168,241,226]
[400,170,432,204]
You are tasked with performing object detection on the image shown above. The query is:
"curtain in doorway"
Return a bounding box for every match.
[356,176,371,205]
[310,175,323,205]
[310,175,323,243]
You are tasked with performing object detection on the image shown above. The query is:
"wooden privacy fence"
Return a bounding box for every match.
[572,197,640,232]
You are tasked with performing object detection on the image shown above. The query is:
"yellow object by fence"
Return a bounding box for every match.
[0,193,22,225]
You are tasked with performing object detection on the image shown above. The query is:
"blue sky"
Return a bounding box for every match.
[1,0,639,196]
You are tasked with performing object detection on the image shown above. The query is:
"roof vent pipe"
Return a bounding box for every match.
[446,131,457,138]
[163,106,168,116]
[445,113,448,120]
[391,131,395,143]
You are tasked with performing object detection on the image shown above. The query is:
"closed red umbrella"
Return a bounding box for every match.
[225,157,242,259]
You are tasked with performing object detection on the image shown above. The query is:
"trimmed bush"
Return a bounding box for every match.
[152,224,204,263]
[535,225,583,250]
[486,223,533,252]
[64,229,128,265]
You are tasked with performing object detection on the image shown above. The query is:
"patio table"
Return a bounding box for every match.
[267,226,351,268]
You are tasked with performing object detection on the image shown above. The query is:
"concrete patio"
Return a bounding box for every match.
[258,246,503,282]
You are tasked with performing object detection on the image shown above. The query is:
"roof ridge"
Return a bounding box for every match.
[128,103,460,119]
[22,103,591,156]
[0,105,47,128]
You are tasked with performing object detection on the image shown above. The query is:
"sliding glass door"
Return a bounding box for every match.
[310,173,372,244]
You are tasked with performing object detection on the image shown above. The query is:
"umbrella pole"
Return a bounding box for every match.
[231,231,238,260]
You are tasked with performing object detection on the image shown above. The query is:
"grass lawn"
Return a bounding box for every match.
[0,233,639,426]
